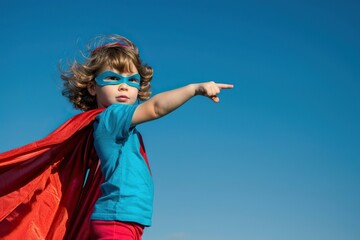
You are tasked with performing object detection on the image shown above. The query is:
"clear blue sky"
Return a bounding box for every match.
[1,0,359,239]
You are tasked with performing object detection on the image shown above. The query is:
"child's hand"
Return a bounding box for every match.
[194,81,234,103]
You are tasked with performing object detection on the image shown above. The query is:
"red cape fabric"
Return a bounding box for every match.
[0,108,104,239]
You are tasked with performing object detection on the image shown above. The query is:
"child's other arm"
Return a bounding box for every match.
[131,81,233,126]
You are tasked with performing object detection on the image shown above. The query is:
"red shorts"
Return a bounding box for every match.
[90,220,144,240]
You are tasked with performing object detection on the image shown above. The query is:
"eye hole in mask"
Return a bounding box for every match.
[95,71,141,90]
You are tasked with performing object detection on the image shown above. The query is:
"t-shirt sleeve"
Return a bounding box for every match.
[95,104,137,140]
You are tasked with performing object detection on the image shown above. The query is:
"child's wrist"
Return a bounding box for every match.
[190,83,200,96]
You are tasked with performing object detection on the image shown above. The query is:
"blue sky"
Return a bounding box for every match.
[0,0,359,239]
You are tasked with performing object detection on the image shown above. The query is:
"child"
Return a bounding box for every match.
[0,34,233,240]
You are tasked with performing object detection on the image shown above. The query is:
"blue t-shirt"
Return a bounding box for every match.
[90,104,154,226]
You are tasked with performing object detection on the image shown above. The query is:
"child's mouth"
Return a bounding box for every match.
[116,95,129,102]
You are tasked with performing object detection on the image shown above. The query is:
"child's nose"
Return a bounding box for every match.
[118,83,128,91]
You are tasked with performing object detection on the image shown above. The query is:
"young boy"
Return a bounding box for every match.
[0,34,233,240]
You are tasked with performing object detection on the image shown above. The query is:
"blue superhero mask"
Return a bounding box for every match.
[95,71,141,90]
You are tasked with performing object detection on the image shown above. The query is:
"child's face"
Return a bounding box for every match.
[88,63,140,108]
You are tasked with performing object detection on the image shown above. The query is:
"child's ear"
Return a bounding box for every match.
[88,82,96,96]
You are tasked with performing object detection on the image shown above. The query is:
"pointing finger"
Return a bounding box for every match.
[216,83,234,89]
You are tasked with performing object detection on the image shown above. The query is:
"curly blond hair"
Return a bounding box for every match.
[61,35,153,111]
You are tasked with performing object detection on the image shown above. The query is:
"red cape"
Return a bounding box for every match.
[0,108,104,239]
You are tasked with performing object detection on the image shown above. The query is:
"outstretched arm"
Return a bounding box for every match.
[131,81,233,126]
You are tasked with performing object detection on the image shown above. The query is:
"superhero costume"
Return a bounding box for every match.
[0,108,104,239]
